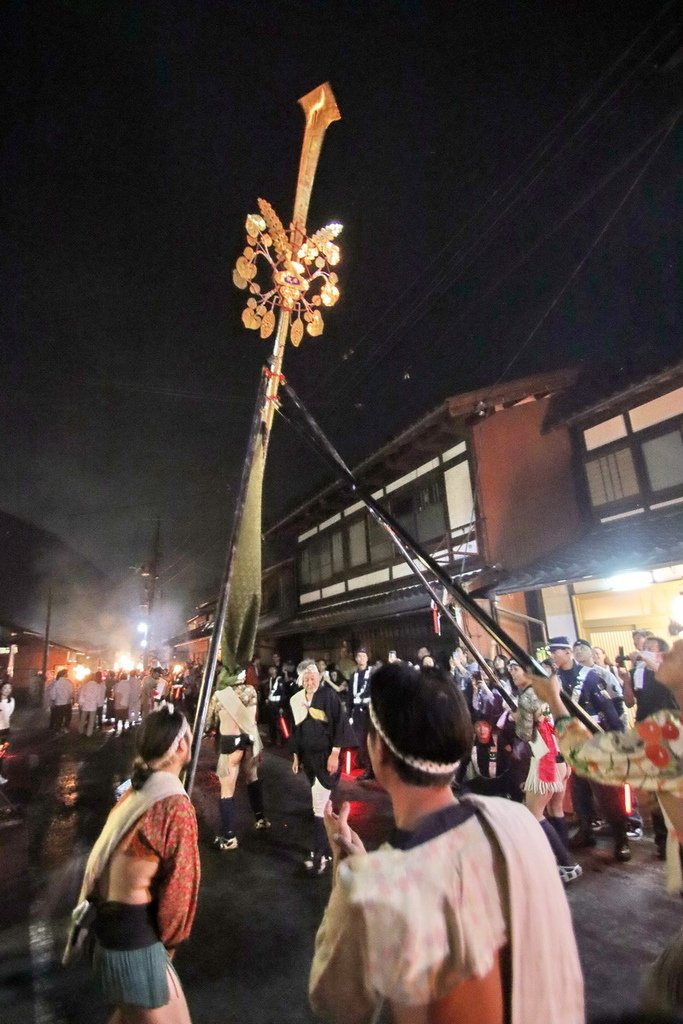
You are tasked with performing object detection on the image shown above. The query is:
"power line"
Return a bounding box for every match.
[6,371,253,406]
[493,109,681,385]
[313,7,678,399]
[351,113,677,391]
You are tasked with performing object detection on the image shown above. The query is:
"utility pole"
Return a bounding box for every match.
[41,586,52,678]
[139,517,161,660]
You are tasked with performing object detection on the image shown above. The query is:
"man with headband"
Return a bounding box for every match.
[290,660,357,874]
[309,662,584,1024]
[65,705,199,1023]
[209,666,270,851]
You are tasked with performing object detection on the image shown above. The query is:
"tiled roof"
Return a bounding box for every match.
[261,569,482,638]
[483,505,683,595]
[265,367,576,538]
[542,354,683,431]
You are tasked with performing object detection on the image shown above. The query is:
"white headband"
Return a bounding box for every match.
[368,700,460,775]
[148,708,188,767]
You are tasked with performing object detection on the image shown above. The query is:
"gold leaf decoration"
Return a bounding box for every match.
[307,311,324,336]
[290,318,304,347]
[245,214,266,237]
[242,307,260,330]
[236,256,256,280]
[309,222,343,248]
[260,309,276,339]
[257,198,289,259]
[233,269,248,290]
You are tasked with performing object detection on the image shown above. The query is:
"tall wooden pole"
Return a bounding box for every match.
[261,82,341,441]
[184,84,341,796]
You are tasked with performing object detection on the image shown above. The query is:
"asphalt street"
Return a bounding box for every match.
[0,707,681,1024]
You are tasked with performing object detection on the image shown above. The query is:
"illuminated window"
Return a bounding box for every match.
[642,428,683,492]
[331,529,345,574]
[368,517,392,564]
[348,519,367,567]
[585,446,639,507]
[415,479,446,541]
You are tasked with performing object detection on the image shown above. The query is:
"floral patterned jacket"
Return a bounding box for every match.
[556,709,683,794]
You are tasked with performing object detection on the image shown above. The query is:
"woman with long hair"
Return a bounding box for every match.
[67,706,200,1023]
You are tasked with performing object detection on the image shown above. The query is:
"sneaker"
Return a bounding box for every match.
[614,840,631,862]
[254,818,271,830]
[559,864,583,885]
[626,826,644,840]
[316,855,331,875]
[214,835,238,851]
[304,852,316,870]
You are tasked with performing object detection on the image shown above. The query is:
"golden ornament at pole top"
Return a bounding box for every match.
[233,197,342,346]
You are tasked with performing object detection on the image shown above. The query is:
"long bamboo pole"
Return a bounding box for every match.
[184,84,341,794]
[184,370,270,795]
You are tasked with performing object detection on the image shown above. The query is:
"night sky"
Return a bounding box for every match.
[2,1,682,638]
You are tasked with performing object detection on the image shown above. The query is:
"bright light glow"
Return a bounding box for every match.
[624,783,633,816]
[140,639,148,649]
[137,622,149,634]
[173,664,183,675]
[73,665,89,682]
[136,662,144,672]
[608,571,653,592]
[116,653,134,673]
[345,750,352,775]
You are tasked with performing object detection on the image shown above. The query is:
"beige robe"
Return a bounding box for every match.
[310,795,584,1024]
[213,684,262,757]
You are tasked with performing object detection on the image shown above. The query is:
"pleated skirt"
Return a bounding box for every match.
[92,940,172,1008]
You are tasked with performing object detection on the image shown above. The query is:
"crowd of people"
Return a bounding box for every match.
[44,627,683,1023]
[39,664,203,737]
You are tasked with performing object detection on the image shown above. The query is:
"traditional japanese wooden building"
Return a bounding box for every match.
[257,367,580,666]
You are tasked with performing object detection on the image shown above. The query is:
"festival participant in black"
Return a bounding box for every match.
[325,665,348,714]
[348,647,373,778]
[549,636,631,861]
[290,661,356,873]
[265,664,288,746]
